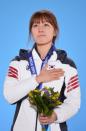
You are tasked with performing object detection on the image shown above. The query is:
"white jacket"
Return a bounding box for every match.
[3,47,80,131]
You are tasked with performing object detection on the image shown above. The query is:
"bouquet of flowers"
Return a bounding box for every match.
[28,86,62,116]
[28,86,62,131]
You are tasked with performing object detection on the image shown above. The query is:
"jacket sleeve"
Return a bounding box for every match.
[3,60,39,104]
[54,65,81,123]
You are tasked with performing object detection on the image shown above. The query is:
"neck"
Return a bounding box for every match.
[36,43,52,60]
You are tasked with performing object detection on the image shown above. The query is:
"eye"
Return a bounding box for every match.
[32,24,38,27]
[44,23,50,27]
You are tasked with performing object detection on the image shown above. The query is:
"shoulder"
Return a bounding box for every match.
[11,49,30,61]
[8,49,30,73]
[56,49,77,69]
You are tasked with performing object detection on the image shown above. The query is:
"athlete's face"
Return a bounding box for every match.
[31,20,56,45]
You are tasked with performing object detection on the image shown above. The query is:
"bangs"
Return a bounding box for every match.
[31,14,51,24]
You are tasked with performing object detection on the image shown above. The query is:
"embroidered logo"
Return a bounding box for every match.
[26,64,30,70]
[48,65,55,69]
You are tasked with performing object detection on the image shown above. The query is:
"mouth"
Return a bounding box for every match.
[38,34,46,37]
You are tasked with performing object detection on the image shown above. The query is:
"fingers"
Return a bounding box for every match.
[39,112,57,125]
[39,115,49,125]
[48,69,64,76]
[40,64,65,82]
[49,68,64,73]
[43,66,64,73]
[42,64,64,74]
[47,69,64,81]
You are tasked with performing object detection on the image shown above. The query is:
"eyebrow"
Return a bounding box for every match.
[33,21,50,26]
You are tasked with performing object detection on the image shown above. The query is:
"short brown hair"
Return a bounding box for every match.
[29,10,59,43]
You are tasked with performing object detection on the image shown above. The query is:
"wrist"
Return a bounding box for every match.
[36,75,43,83]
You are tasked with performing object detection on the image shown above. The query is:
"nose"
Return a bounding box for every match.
[38,25,44,32]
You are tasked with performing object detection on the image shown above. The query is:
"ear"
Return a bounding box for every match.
[53,30,57,37]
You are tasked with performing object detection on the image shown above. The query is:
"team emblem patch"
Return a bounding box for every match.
[8,66,18,79]
[67,74,79,92]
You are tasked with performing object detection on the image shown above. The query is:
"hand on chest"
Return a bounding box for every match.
[35,60,65,93]
[20,59,65,93]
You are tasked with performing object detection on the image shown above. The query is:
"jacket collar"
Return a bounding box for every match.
[32,47,58,62]
[19,46,67,63]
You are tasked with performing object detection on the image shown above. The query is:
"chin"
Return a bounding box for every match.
[36,43,48,46]
[36,40,52,46]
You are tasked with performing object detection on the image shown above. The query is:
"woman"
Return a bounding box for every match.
[4,10,80,131]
